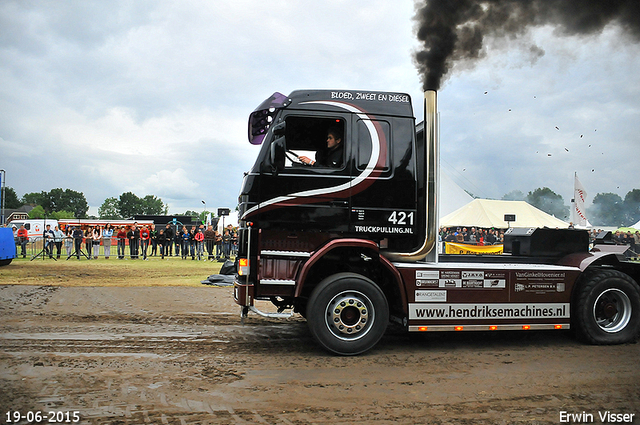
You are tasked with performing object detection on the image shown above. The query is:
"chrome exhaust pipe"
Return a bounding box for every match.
[385,90,438,262]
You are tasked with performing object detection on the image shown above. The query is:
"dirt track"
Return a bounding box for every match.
[1,285,639,424]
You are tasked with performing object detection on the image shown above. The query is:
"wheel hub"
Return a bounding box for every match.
[331,295,369,336]
[593,288,632,333]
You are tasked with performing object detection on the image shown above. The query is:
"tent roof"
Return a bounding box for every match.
[439,173,474,218]
[632,220,640,230]
[440,199,570,229]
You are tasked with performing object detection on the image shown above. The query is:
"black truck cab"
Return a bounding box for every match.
[239,90,425,251]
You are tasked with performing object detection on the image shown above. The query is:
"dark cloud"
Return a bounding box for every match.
[414,0,640,90]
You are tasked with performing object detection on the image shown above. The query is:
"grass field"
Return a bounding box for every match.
[0,255,226,287]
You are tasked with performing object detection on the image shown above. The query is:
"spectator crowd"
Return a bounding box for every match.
[439,226,639,254]
[10,222,238,261]
[7,222,639,259]
[439,227,504,245]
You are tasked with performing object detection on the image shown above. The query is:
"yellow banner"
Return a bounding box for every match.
[445,242,504,255]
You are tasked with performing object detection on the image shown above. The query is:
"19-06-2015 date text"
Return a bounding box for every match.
[5,411,80,423]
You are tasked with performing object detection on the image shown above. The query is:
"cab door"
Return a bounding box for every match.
[250,113,352,233]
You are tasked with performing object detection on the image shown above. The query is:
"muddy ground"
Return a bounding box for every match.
[1,285,638,424]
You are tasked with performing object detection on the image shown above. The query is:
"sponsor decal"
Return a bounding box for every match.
[416,270,439,279]
[415,269,507,290]
[515,283,565,293]
[440,270,460,279]
[440,279,462,288]
[513,271,567,294]
[416,279,439,287]
[415,290,447,302]
[409,303,570,320]
[462,280,484,288]
[484,279,506,288]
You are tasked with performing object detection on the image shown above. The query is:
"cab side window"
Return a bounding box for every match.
[282,116,345,170]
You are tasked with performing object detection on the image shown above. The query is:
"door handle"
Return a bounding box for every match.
[330,201,349,207]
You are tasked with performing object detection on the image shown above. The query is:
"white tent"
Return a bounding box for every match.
[439,173,474,218]
[632,220,640,230]
[440,199,570,229]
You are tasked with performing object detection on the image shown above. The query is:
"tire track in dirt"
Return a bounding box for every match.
[1,285,639,424]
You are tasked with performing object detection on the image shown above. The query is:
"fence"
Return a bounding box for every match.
[14,236,238,261]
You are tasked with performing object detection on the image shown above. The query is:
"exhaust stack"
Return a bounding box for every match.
[385,90,439,262]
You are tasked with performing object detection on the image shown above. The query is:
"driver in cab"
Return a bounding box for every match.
[298,127,343,168]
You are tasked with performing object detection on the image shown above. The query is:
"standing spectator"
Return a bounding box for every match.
[150,225,158,257]
[215,230,222,260]
[175,227,182,257]
[204,225,216,261]
[17,224,28,258]
[194,226,205,260]
[85,226,93,259]
[157,229,167,259]
[103,224,114,259]
[222,229,231,259]
[180,226,191,259]
[43,224,55,258]
[485,229,496,245]
[72,226,83,259]
[140,225,150,260]
[53,226,64,259]
[164,223,174,256]
[64,226,73,258]
[189,226,196,259]
[91,226,101,259]
[468,227,477,244]
[116,226,127,259]
[231,230,238,256]
[128,224,140,259]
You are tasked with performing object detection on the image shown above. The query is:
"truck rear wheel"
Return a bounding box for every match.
[575,269,640,344]
[307,273,389,356]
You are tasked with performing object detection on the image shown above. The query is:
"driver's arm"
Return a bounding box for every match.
[298,155,315,165]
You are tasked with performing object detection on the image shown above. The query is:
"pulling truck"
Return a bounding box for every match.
[233,89,640,355]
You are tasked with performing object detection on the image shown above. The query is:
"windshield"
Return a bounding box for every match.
[248,92,289,145]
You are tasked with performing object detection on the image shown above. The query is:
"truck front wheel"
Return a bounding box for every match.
[575,269,640,344]
[307,273,389,355]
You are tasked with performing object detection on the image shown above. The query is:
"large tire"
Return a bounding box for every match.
[0,259,12,267]
[307,273,389,356]
[574,269,640,344]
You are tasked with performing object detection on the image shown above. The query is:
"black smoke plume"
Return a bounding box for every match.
[414,0,640,90]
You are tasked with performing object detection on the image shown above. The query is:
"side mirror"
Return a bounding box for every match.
[272,121,286,136]
[270,138,286,173]
[261,134,286,175]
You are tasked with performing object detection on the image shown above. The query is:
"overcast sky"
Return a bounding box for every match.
[1,1,638,220]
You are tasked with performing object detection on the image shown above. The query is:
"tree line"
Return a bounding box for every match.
[98,192,167,219]
[2,187,167,220]
[3,187,88,219]
[502,187,640,227]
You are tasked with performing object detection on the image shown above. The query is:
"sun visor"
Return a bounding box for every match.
[248,92,290,145]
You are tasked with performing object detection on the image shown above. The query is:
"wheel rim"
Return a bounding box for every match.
[324,290,374,341]
[593,288,632,333]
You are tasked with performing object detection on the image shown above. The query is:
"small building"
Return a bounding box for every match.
[5,205,34,223]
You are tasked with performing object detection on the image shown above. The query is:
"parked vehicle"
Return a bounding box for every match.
[0,227,17,266]
[7,219,59,241]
